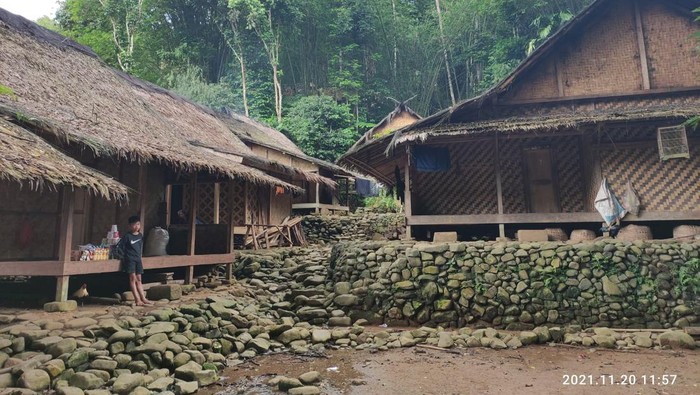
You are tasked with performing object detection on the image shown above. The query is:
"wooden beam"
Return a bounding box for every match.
[494,133,505,238]
[61,254,237,275]
[138,164,147,230]
[213,182,221,224]
[57,187,75,263]
[165,184,172,227]
[555,59,565,97]
[0,261,64,277]
[314,183,320,214]
[634,0,651,90]
[228,182,236,253]
[55,186,75,302]
[244,181,250,224]
[500,85,700,107]
[407,211,700,226]
[187,173,198,256]
[404,146,412,239]
[115,160,125,225]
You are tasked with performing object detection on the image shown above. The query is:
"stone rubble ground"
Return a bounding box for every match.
[0,245,697,395]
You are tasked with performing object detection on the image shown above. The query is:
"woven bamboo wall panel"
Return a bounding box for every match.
[643,2,700,89]
[601,144,700,212]
[499,139,527,214]
[412,143,498,215]
[219,183,231,225]
[196,183,215,224]
[555,137,585,212]
[229,180,246,225]
[504,59,559,102]
[245,182,260,223]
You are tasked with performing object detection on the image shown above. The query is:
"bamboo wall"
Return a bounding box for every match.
[411,136,586,217]
[501,0,698,103]
[0,182,60,260]
[643,2,700,89]
[598,125,700,213]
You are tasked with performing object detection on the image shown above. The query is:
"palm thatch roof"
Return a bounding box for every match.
[339,102,421,163]
[395,106,699,145]
[219,111,355,178]
[0,8,302,192]
[0,118,128,200]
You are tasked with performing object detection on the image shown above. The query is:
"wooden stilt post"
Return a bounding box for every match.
[213,182,221,224]
[185,173,198,285]
[165,184,172,227]
[226,181,236,281]
[495,133,505,238]
[404,147,412,240]
[314,182,320,214]
[56,186,75,302]
[138,165,147,230]
[345,178,350,207]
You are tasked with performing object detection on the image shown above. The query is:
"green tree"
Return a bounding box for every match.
[282,95,358,161]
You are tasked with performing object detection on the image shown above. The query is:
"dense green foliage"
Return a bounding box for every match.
[52,0,596,160]
[281,95,358,161]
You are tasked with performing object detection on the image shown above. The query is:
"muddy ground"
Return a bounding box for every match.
[205,345,699,395]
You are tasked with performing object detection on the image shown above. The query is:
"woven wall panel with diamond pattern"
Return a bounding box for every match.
[555,137,585,212]
[229,180,245,225]
[499,139,527,214]
[246,182,260,223]
[601,144,700,212]
[412,143,498,215]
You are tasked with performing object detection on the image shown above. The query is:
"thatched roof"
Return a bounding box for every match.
[0,8,301,192]
[340,102,421,162]
[219,111,355,179]
[395,106,699,144]
[0,118,128,200]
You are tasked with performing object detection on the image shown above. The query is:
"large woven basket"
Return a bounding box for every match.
[616,224,653,241]
[545,228,568,242]
[570,229,596,243]
[673,225,700,239]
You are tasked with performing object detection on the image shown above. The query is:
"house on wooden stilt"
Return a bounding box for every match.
[339,0,700,241]
[0,8,327,301]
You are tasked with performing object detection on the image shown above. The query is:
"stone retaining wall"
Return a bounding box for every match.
[327,240,700,329]
[302,211,405,244]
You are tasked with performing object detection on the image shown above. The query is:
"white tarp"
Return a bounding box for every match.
[594,178,627,226]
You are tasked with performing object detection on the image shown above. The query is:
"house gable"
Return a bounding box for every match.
[501,0,699,103]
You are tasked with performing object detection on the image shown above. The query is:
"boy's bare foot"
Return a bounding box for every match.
[135,301,145,306]
[143,300,154,306]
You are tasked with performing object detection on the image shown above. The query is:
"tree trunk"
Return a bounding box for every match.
[435,0,456,106]
[239,54,250,117]
[391,0,398,80]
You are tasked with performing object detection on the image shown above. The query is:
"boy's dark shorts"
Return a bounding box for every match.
[123,259,144,275]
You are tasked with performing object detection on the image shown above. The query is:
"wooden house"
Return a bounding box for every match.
[340,102,422,187]
[220,112,356,215]
[0,9,329,300]
[339,0,700,240]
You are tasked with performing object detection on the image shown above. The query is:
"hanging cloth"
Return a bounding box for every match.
[622,180,641,216]
[594,178,627,226]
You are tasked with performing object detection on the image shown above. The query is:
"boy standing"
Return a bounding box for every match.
[119,215,153,306]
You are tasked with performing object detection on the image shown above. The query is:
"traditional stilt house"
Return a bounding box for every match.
[220,112,356,215]
[340,102,422,187]
[339,0,700,240]
[0,9,327,300]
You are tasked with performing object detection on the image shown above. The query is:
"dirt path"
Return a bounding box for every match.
[210,346,699,395]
